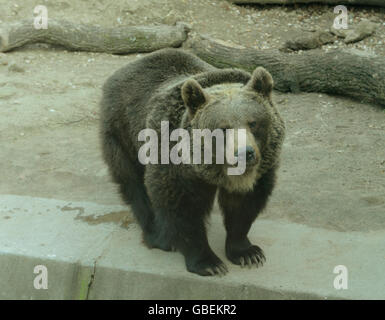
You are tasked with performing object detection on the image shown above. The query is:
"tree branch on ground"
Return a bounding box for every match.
[184,34,385,106]
[228,0,385,7]
[0,19,190,54]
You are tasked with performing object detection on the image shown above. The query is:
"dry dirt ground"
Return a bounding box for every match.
[0,0,384,234]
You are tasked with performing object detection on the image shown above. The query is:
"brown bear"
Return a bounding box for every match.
[100,48,285,276]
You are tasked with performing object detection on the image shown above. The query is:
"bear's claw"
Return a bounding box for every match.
[187,255,228,276]
[228,245,265,268]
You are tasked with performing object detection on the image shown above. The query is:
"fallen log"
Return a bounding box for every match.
[229,0,385,7]
[185,34,385,106]
[0,19,190,53]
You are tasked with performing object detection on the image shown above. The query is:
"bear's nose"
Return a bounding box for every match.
[235,146,256,163]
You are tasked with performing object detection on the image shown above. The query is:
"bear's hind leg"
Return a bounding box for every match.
[101,131,157,242]
[218,168,276,268]
[142,214,176,252]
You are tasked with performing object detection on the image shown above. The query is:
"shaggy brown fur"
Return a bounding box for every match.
[100,48,285,276]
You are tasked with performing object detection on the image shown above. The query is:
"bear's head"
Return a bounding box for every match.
[181,67,281,193]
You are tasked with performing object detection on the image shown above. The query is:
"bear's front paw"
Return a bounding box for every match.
[186,253,228,277]
[226,244,266,268]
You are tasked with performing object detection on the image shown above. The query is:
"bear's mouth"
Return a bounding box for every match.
[243,164,258,175]
[222,164,259,193]
[226,157,260,169]
[224,160,259,178]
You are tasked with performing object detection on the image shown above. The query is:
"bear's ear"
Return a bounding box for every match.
[246,67,273,99]
[181,79,208,116]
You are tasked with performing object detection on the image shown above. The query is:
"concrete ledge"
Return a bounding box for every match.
[0,195,384,299]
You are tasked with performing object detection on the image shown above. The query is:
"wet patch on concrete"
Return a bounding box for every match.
[61,205,133,228]
[75,210,134,228]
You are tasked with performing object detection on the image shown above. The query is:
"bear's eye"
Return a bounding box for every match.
[249,121,257,129]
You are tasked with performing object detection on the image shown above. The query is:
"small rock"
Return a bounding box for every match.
[124,0,143,14]
[344,20,378,44]
[0,53,9,66]
[162,10,183,26]
[8,62,25,73]
[0,88,16,100]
